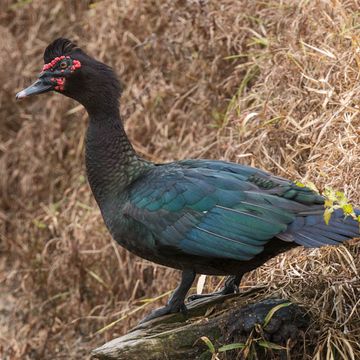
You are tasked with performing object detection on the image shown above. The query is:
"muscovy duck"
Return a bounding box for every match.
[16,38,360,322]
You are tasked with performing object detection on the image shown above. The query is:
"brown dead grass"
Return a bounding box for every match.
[0,0,359,359]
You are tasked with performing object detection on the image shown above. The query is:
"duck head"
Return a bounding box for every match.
[16,38,121,115]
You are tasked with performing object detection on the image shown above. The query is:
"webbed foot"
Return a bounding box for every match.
[139,301,187,324]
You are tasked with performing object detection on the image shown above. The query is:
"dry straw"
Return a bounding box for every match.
[0,0,359,359]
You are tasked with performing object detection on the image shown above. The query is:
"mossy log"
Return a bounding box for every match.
[91,288,309,360]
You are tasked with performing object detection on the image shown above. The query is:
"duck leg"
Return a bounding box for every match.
[187,274,242,302]
[140,269,196,323]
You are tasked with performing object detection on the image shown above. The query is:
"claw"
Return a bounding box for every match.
[187,294,199,302]
[179,303,188,315]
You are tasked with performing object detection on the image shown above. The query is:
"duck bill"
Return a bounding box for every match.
[16,78,53,100]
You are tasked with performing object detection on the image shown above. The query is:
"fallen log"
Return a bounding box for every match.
[92,287,309,360]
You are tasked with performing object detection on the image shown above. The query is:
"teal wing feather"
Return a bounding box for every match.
[124,160,331,261]
[178,159,325,205]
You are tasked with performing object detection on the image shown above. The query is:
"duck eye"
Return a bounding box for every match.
[60,61,67,69]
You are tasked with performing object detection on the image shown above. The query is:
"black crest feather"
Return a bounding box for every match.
[43,38,79,63]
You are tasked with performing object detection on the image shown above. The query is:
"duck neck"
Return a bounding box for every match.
[85,105,151,203]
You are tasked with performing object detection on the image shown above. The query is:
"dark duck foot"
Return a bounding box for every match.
[139,302,187,324]
[139,269,195,324]
[188,275,241,302]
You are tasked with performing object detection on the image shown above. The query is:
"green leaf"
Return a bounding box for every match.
[218,343,246,352]
[295,181,305,187]
[342,203,354,216]
[78,175,86,183]
[335,190,347,202]
[263,302,291,328]
[324,188,337,202]
[324,207,334,225]
[323,186,358,222]
[295,180,319,193]
[33,219,47,229]
[324,199,333,208]
[305,181,319,193]
[200,336,216,354]
[258,340,286,350]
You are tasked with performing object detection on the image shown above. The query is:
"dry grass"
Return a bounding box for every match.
[0,0,359,359]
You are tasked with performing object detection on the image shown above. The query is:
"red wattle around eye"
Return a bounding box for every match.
[42,55,69,72]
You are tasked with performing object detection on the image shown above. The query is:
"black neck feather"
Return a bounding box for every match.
[85,103,151,204]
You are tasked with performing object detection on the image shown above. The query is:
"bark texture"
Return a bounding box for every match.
[92,288,309,360]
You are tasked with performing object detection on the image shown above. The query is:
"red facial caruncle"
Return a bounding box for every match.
[42,55,82,92]
[70,59,81,71]
[51,77,66,91]
[42,55,66,71]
